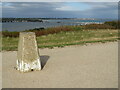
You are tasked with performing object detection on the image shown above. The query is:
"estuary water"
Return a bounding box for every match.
[2,19,113,32]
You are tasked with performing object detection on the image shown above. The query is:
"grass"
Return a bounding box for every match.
[2,29,119,51]
[2,23,116,37]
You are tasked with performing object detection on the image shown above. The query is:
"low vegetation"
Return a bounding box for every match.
[2,29,119,51]
[1,21,119,51]
[104,21,120,29]
[2,21,119,37]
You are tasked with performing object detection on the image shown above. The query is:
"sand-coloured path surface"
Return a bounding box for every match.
[1,42,118,88]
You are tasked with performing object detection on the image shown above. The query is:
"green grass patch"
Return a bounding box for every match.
[2,29,119,51]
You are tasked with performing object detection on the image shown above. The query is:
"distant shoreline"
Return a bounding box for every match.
[2,18,116,23]
[2,19,115,32]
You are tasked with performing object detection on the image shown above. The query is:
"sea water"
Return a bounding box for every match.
[2,19,113,32]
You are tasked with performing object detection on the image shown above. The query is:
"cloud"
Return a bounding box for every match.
[78,2,118,18]
[2,2,118,19]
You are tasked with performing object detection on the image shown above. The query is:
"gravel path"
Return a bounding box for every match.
[1,42,118,88]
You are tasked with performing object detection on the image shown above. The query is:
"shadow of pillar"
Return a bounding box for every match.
[40,55,50,69]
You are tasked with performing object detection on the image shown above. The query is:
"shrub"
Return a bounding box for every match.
[82,24,115,29]
[34,26,73,36]
[104,21,120,29]
[2,31,19,37]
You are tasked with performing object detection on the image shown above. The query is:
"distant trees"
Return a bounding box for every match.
[2,18,43,23]
[82,21,120,29]
[104,21,120,29]
[82,24,115,29]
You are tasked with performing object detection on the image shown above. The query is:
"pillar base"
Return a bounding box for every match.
[16,59,41,72]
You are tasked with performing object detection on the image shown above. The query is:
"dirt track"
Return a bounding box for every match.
[1,42,118,88]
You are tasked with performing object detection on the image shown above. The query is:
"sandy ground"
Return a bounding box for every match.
[1,42,118,88]
[0,52,2,89]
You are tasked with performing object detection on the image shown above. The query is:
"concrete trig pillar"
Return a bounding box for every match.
[16,32,41,72]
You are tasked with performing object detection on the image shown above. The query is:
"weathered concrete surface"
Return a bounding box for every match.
[2,42,118,88]
[17,32,41,72]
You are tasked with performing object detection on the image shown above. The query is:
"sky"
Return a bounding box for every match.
[1,2,118,19]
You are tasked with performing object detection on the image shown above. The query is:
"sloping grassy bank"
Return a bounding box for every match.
[2,29,119,51]
[2,23,116,37]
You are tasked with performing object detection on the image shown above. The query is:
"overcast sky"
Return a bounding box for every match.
[2,2,118,19]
